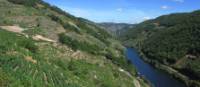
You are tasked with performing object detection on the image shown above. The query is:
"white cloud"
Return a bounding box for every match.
[143,16,151,20]
[161,5,170,10]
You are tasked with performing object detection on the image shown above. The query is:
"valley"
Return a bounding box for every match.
[0,0,199,87]
[119,10,200,87]
[0,0,148,87]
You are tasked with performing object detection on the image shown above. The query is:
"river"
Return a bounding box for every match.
[126,48,186,87]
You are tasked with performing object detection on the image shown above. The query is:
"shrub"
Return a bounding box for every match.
[59,33,78,50]
[8,0,39,6]
[48,14,80,33]
[76,20,110,44]
[19,40,37,53]
[59,33,101,54]
[48,14,62,23]
[0,70,10,87]
[0,45,8,54]
[0,29,37,53]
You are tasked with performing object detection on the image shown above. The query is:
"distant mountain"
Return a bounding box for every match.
[98,22,135,36]
[120,10,200,87]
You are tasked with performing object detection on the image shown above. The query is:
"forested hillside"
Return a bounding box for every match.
[0,0,149,87]
[120,10,200,87]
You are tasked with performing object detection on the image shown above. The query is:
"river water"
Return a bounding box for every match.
[126,48,186,87]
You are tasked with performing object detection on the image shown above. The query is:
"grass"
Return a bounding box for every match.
[0,0,149,87]
[0,29,136,87]
[59,33,101,54]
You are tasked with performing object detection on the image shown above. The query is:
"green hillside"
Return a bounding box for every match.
[121,10,200,87]
[0,0,149,87]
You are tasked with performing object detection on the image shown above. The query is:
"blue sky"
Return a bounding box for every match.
[44,0,200,23]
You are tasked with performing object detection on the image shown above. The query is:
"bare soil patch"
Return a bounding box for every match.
[32,35,56,43]
[0,25,24,33]
[25,56,37,64]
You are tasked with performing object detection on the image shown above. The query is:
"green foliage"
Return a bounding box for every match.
[0,30,80,87]
[105,49,136,75]
[105,53,126,67]
[188,80,200,87]
[0,0,141,86]
[185,59,200,80]
[67,60,90,78]
[121,10,200,85]
[59,33,101,54]
[0,29,37,53]
[48,14,80,33]
[48,14,61,23]
[7,0,39,6]
[76,19,111,44]
[19,39,38,53]
[0,17,14,26]
[0,69,10,87]
[142,24,200,64]
[23,27,45,36]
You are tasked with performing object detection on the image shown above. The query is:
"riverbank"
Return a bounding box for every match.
[136,48,194,87]
[118,67,151,87]
[126,48,186,87]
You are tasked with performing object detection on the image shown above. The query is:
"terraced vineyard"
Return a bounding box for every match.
[0,0,149,87]
[0,29,135,87]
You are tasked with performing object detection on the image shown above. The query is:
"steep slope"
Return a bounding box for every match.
[120,10,200,87]
[0,0,149,87]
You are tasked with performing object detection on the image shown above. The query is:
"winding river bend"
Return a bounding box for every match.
[126,48,186,87]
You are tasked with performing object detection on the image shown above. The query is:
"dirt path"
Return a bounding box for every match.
[0,25,24,33]
[25,56,37,64]
[0,26,57,43]
[32,35,56,43]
